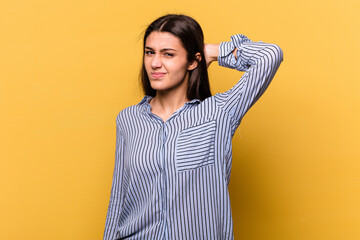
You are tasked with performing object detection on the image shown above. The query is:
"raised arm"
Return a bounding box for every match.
[206,34,283,136]
[103,114,126,240]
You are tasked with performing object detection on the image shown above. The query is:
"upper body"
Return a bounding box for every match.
[104,14,283,240]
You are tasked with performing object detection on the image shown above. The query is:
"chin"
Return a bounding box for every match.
[149,83,168,91]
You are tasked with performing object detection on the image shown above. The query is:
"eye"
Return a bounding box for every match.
[164,52,174,57]
[145,50,155,55]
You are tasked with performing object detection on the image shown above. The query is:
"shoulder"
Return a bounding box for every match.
[116,95,151,122]
[116,104,142,124]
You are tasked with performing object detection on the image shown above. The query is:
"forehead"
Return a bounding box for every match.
[145,31,184,50]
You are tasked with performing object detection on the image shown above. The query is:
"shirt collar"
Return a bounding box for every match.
[185,98,201,105]
[138,95,201,114]
[137,95,153,106]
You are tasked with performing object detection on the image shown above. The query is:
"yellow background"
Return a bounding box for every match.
[1,0,359,239]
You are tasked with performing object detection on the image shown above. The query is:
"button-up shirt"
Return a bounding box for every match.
[104,34,283,240]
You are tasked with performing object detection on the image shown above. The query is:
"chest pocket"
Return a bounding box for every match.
[175,120,216,172]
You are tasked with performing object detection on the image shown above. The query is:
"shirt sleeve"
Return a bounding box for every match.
[103,113,125,240]
[214,34,283,136]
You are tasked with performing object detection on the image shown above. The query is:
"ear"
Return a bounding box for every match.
[188,53,202,71]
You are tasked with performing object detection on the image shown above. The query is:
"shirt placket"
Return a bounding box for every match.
[144,100,196,239]
[160,121,168,239]
[144,105,168,238]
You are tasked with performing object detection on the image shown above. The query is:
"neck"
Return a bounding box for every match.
[150,74,190,115]
[151,89,189,114]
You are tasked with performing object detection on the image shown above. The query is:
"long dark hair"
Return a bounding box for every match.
[140,14,212,101]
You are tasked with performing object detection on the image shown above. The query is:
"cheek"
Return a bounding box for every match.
[167,59,188,72]
[144,59,151,72]
[143,58,149,67]
[172,63,189,77]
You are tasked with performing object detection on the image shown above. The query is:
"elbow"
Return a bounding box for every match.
[261,43,283,69]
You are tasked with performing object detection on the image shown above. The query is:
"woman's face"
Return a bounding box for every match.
[144,31,196,95]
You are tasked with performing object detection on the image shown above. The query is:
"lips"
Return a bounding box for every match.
[151,72,166,79]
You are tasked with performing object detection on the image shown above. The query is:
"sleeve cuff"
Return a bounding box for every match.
[218,34,251,71]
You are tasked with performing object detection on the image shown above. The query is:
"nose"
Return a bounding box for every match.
[151,53,162,69]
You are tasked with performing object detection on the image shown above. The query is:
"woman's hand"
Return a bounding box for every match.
[204,44,220,68]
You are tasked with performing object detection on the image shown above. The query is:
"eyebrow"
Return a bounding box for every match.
[145,46,177,52]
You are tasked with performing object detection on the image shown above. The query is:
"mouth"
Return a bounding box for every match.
[151,72,166,79]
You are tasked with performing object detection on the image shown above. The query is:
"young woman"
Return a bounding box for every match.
[104,14,283,240]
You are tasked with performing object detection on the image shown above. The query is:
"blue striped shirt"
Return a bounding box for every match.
[104,34,283,240]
